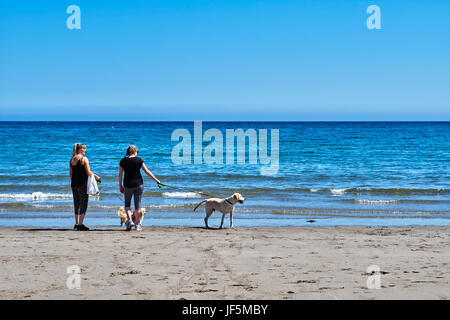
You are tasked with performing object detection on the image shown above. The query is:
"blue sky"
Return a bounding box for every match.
[0,0,449,120]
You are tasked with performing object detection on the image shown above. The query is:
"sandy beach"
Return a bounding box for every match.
[0,225,449,300]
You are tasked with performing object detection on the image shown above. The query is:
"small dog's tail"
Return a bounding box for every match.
[193,199,207,212]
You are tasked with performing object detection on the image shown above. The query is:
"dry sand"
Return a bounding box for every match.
[0,225,449,299]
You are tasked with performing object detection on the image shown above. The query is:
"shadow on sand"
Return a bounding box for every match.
[16,228,121,232]
[189,226,229,230]
[15,226,234,232]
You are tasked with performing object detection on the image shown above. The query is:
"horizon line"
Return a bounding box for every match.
[0,120,449,123]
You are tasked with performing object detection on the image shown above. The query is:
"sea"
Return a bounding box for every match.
[0,121,449,227]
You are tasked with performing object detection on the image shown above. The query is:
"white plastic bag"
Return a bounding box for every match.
[87,174,99,195]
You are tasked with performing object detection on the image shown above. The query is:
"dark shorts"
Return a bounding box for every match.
[124,184,144,211]
[71,184,88,215]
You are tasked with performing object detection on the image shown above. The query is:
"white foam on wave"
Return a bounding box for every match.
[162,192,201,198]
[354,199,399,204]
[31,204,59,208]
[330,188,347,195]
[94,203,192,209]
[0,192,72,200]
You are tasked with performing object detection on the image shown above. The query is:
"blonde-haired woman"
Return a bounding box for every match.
[70,143,100,231]
[119,145,161,231]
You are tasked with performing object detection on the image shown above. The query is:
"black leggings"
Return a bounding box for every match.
[72,184,88,215]
[124,184,144,211]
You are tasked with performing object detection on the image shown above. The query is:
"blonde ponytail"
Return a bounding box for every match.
[72,143,86,157]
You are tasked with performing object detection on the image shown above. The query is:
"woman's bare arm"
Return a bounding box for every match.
[118,166,124,193]
[69,164,72,179]
[82,157,100,180]
[141,163,160,184]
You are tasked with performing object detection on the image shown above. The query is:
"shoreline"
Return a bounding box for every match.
[1,209,450,229]
[0,225,449,299]
[2,219,450,228]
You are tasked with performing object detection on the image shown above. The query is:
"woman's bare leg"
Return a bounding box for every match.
[78,214,85,225]
[126,210,133,222]
[134,210,141,225]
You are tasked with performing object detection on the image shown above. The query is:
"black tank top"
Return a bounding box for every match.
[70,156,88,187]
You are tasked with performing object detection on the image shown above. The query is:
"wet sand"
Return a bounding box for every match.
[0,226,449,299]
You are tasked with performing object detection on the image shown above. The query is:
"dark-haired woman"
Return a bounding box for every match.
[119,145,161,231]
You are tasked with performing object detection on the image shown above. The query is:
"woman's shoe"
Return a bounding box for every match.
[74,224,78,230]
[78,224,90,231]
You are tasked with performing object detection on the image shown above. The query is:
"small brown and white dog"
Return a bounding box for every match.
[118,207,146,227]
[193,193,245,229]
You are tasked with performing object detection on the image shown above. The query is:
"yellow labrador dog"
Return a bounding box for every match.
[193,193,245,229]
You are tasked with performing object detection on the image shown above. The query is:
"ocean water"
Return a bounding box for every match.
[0,121,449,227]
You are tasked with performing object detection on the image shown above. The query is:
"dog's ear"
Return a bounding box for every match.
[233,193,238,200]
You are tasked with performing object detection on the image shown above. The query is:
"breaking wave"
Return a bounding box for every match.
[161,192,201,198]
[0,192,72,200]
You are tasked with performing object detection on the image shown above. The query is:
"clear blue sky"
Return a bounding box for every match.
[0,0,449,120]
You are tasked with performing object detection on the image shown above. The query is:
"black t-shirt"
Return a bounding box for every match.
[119,156,144,188]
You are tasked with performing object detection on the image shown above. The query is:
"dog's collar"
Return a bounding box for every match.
[225,199,234,205]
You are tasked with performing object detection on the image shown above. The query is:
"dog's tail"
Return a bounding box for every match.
[193,199,207,212]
